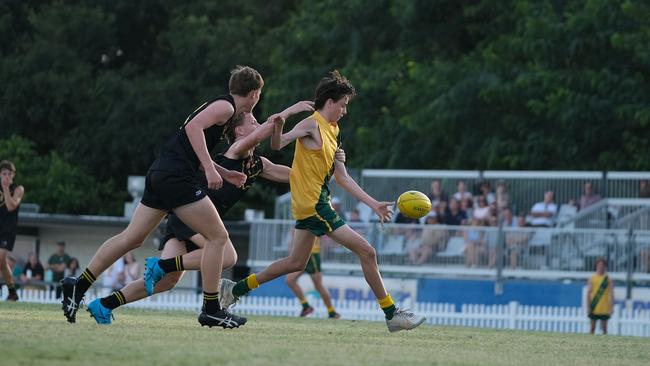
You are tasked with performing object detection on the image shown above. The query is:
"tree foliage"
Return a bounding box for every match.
[0,0,648,214]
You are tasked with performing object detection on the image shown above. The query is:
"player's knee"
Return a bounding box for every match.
[204,230,229,246]
[223,253,237,270]
[358,245,377,263]
[288,258,308,273]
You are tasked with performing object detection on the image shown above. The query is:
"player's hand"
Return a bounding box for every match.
[283,101,315,118]
[373,201,394,225]
[222,169,247,188]
[205,167,223,190]
[335,148,346,163]
[1,176,10,190]
[270,113,286,127]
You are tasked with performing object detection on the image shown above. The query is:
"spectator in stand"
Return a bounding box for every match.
[8,255,23,284]
[48,241,72,298]
[504,210,531,269]
[409,215,446,265]
[20,252,45,288]
[461,197,473,221]
[579,182,602,210]
[473,195,492,224]
[123,251,140,284]
[348,209,362,223]
[495,180,510,212]
[435,201,448,222]
[395,211,420,224]
[67,257,80,277]
[102,257,125,292]
[529,191,557,227]
[463,218,484,267]
[453,180,472,203]
[479,181,495,206]
[428,180,449,206]
[640,180,650,198]
[442,198,467,226]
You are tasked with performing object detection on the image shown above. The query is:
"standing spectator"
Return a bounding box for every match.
[478,181,495,206]
[0,160,24,301]
[442,198,467,226]
[123,251,140,284]
[48,241,72,298]
[586,258,614,335]
[453,181,473,203]
[428,180,449,206]
[20,252,45,288]
[640,180,650,198]
[529,191,557,227]
[67,257,80,277]
[579,182,602,210]
[495,180,510,212]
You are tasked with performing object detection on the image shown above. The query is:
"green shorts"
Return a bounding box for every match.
[304,253,321,274]
[589,314,610,321]
[295,195,346,236]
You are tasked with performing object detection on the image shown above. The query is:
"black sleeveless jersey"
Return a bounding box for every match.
[0,183,19,238]
[165,151,264,240]
[151,95,236,174]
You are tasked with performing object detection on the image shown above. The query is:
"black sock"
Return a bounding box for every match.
[203,291,220,313]
[76,268,96,300]
[100,290,126,310]
[157,256,184,273]
[7,284,16,295]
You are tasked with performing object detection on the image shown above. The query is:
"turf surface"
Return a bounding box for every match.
[1,303,648,366]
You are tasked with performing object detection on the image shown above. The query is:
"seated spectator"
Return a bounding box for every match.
[395,211,420,224]
[408,215,447,265]
[461,197,473,220]
[48,241,71,297]
[473,195,492,223]
[506,213,532,269]
[434,200,448,220]
[442,198,467,226]
[479,181,496,206]
[428,179,449,206]
[529,191,557,227]
[102,257,125,292]
[580,182,602,210]
[463,218,485,267]
[20,252,45,288]
[453,180,473,203]
[67,257,80,277]
[348,209,362,222]
[495,180,510,212]
[640,180,650,198]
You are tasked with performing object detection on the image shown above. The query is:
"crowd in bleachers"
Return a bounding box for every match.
[328,179,650,269]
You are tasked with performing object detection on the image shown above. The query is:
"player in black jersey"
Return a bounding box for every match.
[86,110,328,324]
[61,66,306,328]
[0,160,24,302]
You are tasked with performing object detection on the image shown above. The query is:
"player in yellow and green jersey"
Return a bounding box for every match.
[220,71,425,332]
[586,258,614,334]
[285,236,340,319]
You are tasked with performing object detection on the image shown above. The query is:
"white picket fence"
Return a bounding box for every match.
[5,287,650,337]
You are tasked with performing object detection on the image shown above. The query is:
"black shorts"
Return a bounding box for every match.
[141,169,207,211]
[589,314,610,321]
[0,235,15,252]
[158,234,201,253]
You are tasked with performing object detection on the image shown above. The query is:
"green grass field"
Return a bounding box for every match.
[1,303,648,366]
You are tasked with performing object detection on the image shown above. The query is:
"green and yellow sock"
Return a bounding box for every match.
[77,268,96,297]
[232,273,259,297]
[300,298,311,310]
[203,291,220,313]
[327,306,337,318]
[156,256,184,273]
[100,290,126,310]
[378,294,396,320]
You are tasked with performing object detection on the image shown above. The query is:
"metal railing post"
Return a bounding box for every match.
[626,227,634,301]
[495,212,505,296]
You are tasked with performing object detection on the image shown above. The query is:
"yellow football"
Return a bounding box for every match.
[397,191,432,219]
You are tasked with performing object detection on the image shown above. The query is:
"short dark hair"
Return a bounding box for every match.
[314,70,355,110]
[57,241,66,246]
[224,112,248,144]
[0,160,16,174]
[229,66,263,97]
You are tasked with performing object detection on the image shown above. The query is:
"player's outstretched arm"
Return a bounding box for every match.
[185,100,234,189]
[213,162,247,188]
[271,118,317,151]
[259,157,291,183]
[333,161,393,223]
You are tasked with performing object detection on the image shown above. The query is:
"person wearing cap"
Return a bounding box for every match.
[48,241,71,298]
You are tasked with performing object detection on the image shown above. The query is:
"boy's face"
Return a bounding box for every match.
[1,169,14,184]
[330,96,349,122]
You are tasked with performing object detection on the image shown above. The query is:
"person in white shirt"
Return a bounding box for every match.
[529,191,557,227]
[453,180,473,203]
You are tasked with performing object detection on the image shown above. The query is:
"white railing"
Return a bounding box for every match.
[7,288,650,337]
